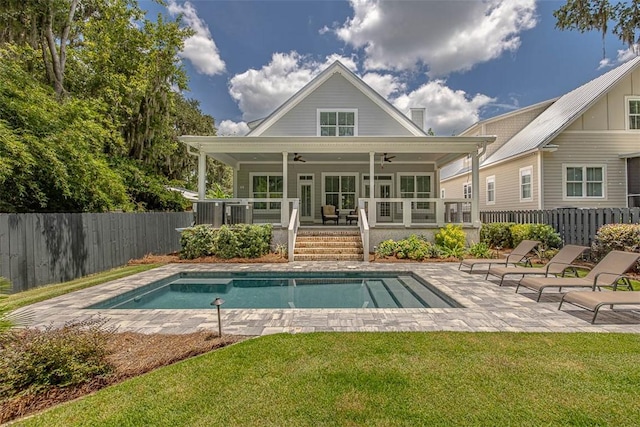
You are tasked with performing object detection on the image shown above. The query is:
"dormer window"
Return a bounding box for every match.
[318,109,357,136]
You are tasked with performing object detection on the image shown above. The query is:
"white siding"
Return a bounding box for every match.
[261,73,413,137]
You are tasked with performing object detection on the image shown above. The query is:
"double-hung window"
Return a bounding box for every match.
[250,174,283,210]
[463,182,472,199]
[564,165,605,198]
[318,109,357,136]
[520,167,532,201]
[399,174,432,210]
[486,176,495,205]
[626,96,640,130]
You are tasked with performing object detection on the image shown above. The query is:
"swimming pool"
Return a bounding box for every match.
[89,271,460,309]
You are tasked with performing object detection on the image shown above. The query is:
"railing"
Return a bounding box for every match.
[366,198,475,227]
[195,198,296,227]
[288,199,300,262]
[358,199,369,262]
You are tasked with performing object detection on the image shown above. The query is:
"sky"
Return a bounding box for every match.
[142,0,639,136]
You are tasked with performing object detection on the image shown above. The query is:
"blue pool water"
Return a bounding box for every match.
[89,271,459,310]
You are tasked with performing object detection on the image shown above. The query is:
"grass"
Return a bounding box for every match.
[0,264,162,311]
[14,332,640,426]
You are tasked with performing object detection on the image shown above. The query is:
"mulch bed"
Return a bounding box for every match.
[0,332,247,424]
[129,253,288,264]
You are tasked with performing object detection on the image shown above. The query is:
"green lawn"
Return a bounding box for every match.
[0,264,162,311]
[15,332,640,426]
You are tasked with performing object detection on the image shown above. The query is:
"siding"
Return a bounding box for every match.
[565,68,640,131]
[261,73,413,136]
[542,132,638,208]
[441,154,540,211]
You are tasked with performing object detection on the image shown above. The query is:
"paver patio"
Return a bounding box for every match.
[15,262,640,335]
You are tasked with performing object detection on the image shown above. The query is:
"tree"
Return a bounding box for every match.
[554,0,640,56]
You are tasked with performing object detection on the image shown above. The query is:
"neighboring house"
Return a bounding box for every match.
[179,61,495,255]
[441,55,640,211]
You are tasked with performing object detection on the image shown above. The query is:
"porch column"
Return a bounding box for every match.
[471,152,480,226]
[281,152,289,227]
[369,152,376,227]
[198,151,206,200]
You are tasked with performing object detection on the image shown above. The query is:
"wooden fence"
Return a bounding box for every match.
[481,208,640,246]
[0,212,193,292]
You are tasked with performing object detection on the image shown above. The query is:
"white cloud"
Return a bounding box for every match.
[167,1,226,76]
[393,81,494,136]
[334,0,537,76]
[228,51,356,121]
[598,45,638,69]
[218,120,250,136]
[362,72,405,99]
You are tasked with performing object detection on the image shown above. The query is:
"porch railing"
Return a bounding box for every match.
[195,198,297,227]
[366,198,475,227]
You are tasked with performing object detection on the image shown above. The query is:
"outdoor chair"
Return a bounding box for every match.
[517,250,640,302]
[559,280,640,324]
[486,244,588,286]
[346,209,358,225]
[321,205,339,225]
[459,240,539,273]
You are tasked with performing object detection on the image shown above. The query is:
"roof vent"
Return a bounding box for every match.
[410,108,425,130]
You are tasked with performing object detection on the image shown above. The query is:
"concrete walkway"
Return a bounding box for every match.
[16,262,640,335]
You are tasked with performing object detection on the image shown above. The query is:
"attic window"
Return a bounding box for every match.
[627,97,640,130]
[318,109,357,136]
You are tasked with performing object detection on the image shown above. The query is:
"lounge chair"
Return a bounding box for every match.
[321,205,339,225]
[486,244,588,285]
[459,239,539,273]
[559,280,640,324]
[517,250,639,302]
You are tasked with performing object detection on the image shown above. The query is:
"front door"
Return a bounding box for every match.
[376,182,392,221]
[297,174,314,222]
[364,176,392,222]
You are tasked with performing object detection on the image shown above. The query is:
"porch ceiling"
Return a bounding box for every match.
[180,135,496,169]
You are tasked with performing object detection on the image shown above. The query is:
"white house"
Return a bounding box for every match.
[180,61,495,260]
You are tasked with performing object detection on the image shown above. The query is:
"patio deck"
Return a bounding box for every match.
[15,262,640,335]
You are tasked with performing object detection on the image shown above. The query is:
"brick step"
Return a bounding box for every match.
[295,240,363,248]
[297,230,360,237]
[294,247,364,255]
[293,254,364,261]
[296,236,362,243]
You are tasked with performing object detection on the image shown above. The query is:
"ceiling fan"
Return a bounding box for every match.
[293,153,306,163]
[383,153,395,163]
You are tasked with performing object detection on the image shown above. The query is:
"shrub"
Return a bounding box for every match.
[591,224,640,269]
[435,224,466,250]
[375,240,398,258]
[180,224,273,259]
[511,224,562,250]
[0,318,114,398]
[180,225,216,259]
[395,235,435,261]
[480,222,514,248]
[468,242,493,259]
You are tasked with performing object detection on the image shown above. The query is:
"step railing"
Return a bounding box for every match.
[358,199,369,263]
[288,199,300,262]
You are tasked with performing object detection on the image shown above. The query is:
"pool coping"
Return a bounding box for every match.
[15,262,640,335]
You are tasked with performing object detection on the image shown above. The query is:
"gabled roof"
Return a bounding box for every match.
[248,61,426,137]
[483,55,640,166]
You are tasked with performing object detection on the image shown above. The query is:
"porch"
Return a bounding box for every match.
[194,197,479,261]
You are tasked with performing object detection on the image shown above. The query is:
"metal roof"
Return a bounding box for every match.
[483,55,640,166]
